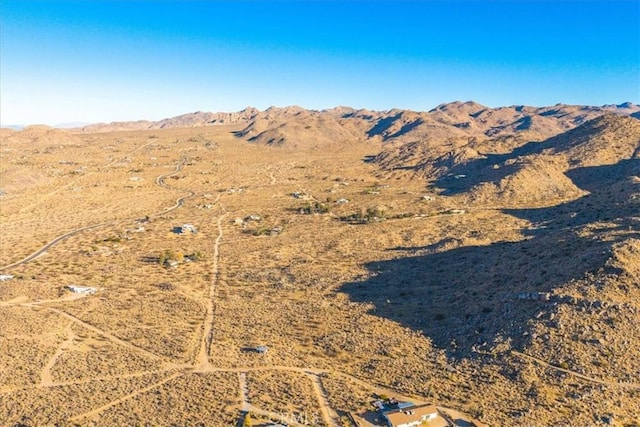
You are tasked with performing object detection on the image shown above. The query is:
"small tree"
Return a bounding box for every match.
[301,201,330,214]
[366,205,385,221]
[159,249,181,266]
[158,249,170,265]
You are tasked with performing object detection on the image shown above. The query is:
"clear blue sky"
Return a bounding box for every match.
[1,0,639,125]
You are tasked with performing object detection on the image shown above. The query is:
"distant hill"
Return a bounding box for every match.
[78,107,260,132]
[72,102,640,143]
[378,114,640,206]
[234,102,640,149]
[235,106,370,148]
[372,104,639,175]
[1,125,25,131]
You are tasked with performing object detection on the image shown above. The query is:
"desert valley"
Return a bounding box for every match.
[1,101,639,426]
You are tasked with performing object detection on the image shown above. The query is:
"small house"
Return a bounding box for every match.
[66,285,97,295]
[254,345,269,354]
[270,227,282,236]
[164,259,179,268]
[383,404,447,427]
[173,224,198,234]
[0,274,14,282]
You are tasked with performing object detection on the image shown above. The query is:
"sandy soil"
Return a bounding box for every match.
[1,124,638,426]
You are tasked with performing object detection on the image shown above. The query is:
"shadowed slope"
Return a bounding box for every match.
[340,157,640,362]
[410,115,640,205]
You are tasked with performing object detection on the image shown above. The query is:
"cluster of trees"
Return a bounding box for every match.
[341,205,386,223]
[158,249,204,266]
[300,200,330,214]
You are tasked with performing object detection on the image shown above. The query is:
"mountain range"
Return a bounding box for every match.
[71,101,640,205]
[75,101,639,143]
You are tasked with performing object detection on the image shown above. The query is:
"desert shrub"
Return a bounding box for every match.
[187,134,208,143]
[468,405,484,419]
[390,212,413,219]
[363,185,382,194]
[249,227,271,236]
[340,205,387,223]
[159,249,183,265]
[301,201,330,214]
[188,251,205,261]
[366,205,385,220]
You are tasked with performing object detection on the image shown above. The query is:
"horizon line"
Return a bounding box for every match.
[2,100,637,129]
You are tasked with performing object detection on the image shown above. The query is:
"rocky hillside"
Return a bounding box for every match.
[235,106,369,148]
[407,114,640,206]
[78,107,260,132]
[340,140,640,424]
[234,101,639,149]
[73,102,639,143]
[373,104,639,171]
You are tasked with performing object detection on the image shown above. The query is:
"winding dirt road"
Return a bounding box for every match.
[40,322,75,387]
[0,156,192,271]
[0,221,115,271]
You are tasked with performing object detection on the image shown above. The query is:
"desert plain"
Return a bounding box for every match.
[1,102,639,426]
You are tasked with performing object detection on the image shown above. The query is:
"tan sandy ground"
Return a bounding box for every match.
[0,125,638,426]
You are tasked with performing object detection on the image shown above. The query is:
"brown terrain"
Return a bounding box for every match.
[1,101,639,426]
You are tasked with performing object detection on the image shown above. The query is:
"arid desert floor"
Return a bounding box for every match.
[1,116,639,426]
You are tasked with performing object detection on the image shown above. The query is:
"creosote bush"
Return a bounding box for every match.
[158,249,205,266]
[300,200,330,214]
